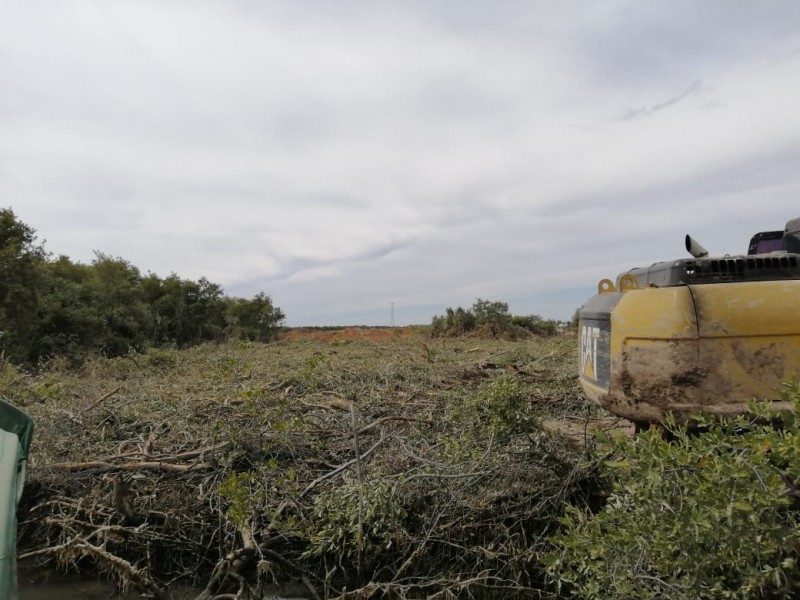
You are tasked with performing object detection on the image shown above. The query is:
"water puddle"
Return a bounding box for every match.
[18,565,195,600]
[18,564,309,599]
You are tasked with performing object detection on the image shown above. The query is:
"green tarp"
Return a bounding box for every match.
[0,400,33,600]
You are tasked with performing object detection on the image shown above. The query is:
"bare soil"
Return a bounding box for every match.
[278,326,420,343]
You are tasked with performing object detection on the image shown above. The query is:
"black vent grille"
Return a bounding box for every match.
[745,255,798,269]
[626,254,800,288]
[686,255,798,282]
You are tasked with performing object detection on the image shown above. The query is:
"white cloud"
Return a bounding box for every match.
[3,1,800,324]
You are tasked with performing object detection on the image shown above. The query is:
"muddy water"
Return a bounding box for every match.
[20,580,168,599]
[20,581,309,599]
[17,562,311,599]
[19,576,196,599]
[16,564,190,599]
[18,569,309,599]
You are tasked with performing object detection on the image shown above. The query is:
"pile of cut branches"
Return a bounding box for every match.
[8,334,600,599]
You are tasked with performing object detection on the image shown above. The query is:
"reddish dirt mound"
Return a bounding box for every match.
[279,326,421,343]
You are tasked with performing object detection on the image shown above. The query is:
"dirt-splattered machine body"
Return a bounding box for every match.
[579,218,800,425]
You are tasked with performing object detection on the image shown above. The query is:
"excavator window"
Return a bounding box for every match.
[748,231,783,255]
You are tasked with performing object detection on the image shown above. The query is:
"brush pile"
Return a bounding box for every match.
[8,333,604,599]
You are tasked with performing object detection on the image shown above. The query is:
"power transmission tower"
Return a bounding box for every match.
[390,302,395,327]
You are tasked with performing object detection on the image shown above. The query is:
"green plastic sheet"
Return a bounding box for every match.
[0,400,33,600]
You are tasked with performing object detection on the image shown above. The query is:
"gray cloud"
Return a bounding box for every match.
[3,1,800,325]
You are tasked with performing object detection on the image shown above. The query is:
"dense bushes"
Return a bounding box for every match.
[545,382,800,599]
[0,208,285,366]
[431,298,558,338]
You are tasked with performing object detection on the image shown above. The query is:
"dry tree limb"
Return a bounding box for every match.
[350,399,365,579]
[97,442,231,464]
[44,460,214,473]
[20,536,162,598]
[357,415,433,436]
[300,430,389,498]
[82,387,121,413]
[259,548,327,598]
[419,342,435,363]
[239,524,257,552]
[194,424,387,599]
[196,523,328,600]
[300,397,351,411]
[109,474,141,525]
[267,379,291,391]
[143,427,160,458]
[154,442,230,462]
[301,575,323,600]
[42,518,130,539]
[476,349,509,367]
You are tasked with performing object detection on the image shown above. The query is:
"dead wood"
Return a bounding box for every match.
[357,415,433,435]
[300,430,389,498]
[43,460,214,473]
[21,536,163,598]
[82,387,121,413]
[16,335,589,600]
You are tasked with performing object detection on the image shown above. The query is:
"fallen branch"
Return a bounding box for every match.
[20,536,162,598]
[43,460,214,473]
[357,415,433,436]
[300,430,390,498]
[97,442,231,464]
[300,398,351,412]
[83,387,121,413]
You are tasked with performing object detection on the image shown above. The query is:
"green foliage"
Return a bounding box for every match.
[0,208,285,367]
[570,305,583,331]
[148,274,228,346]
[218,471,264,529]
[512,314,559,336]
[431,306,476,336]
[545,383,800,599]
[0,208,47,363]
[472,298,511,327]
[225,291,285,342]
[141,347,179,368]
[453,374,540,447]
[431,298,556,338]
[305,480,406,565]
[296,351,329,393]
[17,329,587,597]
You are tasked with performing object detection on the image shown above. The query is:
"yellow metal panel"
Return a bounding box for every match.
[609,286,697,362]
[690,280,800,405]
[596,281,800,423]
[692,281,800,337]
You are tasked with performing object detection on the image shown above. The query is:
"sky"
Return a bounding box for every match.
[3,1,800,326]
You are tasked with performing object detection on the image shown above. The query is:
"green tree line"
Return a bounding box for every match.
[0,208,284,366]
[431,298,559,337]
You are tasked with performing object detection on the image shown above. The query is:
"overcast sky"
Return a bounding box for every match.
[3,1,800,326]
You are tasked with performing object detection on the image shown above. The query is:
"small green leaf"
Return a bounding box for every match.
[604,460,630,468]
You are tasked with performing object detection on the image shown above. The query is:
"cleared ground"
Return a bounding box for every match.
[7,329,614,599]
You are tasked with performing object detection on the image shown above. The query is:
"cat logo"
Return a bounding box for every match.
[580,324,600,381]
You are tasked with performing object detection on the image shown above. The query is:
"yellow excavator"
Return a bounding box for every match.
[578,217,800,426]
